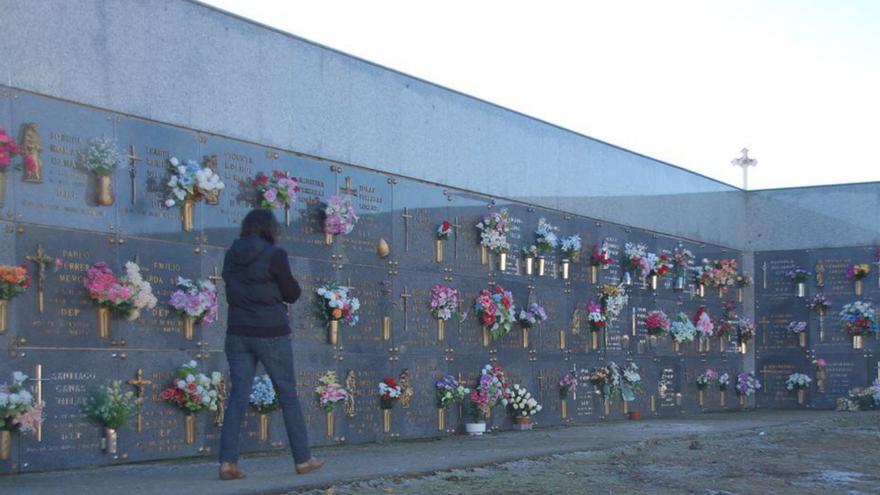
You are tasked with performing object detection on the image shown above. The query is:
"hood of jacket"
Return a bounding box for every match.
[228,235,273,267]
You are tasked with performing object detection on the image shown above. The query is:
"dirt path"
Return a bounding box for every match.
[295,412,880,495]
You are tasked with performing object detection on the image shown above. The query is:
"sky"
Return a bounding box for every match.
[202,0,879,190]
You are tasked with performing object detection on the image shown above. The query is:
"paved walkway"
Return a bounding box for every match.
[0,411,835,495]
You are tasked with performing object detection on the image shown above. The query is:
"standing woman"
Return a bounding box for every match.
[218,209,324,480]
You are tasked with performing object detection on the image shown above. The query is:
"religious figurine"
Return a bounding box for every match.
[570,308,581,336]
[214,375,227,427]
[815,260,825,287]
[398,369,414,409]
[202,155,220,205]
[21,123,43,183]
[344,370,356,417]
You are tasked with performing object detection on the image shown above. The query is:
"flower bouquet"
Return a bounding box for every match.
[846,263,871,295]
[0,371,42,460]
[435,220,453,262]
[476,209,510,268]
[735,372,761,406]
[645,310,671,337]
[522,245,538,275]
[839,301,878,349]
[810,293,832,317]
[508,384,542,429]
[589,243,612,283]
[586,300,605,350]
[158,361,221,444]
[80,137,120,206]
[672,246,693,291]
[435,375,468,432]
[715,301,737,351]
[315,371,348,437]
[839,380,880,411]
[670,312,696,352]
[622,242,647,286]
[718,372,730,392]
[518,302,547,349]
[430,284,461,341]
[164,157,226,231]
[474,285,516,344]
[560,234,582,263]
[789,321,808,348]
[466,365,510,434]
[0,128,20,206]
[599,284,628,321]
[251,374,279,441]
[647,252,672,290]
[0,263,29,333]
[83,381,136,454]
[315,282,360,345]
[696,258,738,296]
[322,194,358,245]
[735,274,752,302]
[787,267,810,297]
[378,376,401,432]
[253,170,300,226]
[84,261,157,338]
[533,218,557,276]
[736,318,755,354]
[559,373,577,400]
[786,373,812,405]
[696,369,718,408]
[694,306,715,352]
[168,277,218,340]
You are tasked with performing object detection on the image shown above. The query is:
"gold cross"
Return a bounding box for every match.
[25,243,51,313]
[451,217,463,259]
[340,176,357,196]
[31,364,49,442]
[208,266,223,284]
[536,370,546,403]
[400,208,413,252]
[400,287,412,332]
[128,144,141,205]
[127,368,153,432]
[759,317,770,345]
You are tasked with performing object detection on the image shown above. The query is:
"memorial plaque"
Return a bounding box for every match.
[320,264,392,355]
[652,356,685,416]
[14,226,117,347]
[335,167,392,268]
[755,357,809,409]
[116,237,204,349]
[753,297,807,353]
[0,221,15,347]
[756,253,809,300]
[117,350,208,463]
[447,190,494,275]
[393,354,448,439]
[499,203,535,279]
[287,257,343,348]
[527,279,575,357]
[811,354,869,409]
[339,353,391,444]
[0,89,13,220]
[115,116,200,240]
[286,342,344,448]
[390,178,450,271]
[274,154,338,261]
[391,269,449,353]
[15,350,119,472]
[10,91,116,232]
[532,359,566,426]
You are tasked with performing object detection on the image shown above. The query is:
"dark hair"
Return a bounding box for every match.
[241,209,280,244]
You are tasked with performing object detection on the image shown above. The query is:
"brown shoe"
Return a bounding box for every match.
[295,458,325,475]
[219,463,247,481]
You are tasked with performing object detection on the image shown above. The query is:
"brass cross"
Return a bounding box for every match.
[536,370,546,403]
[127,368,153,432]
[762,261,768,289]
[400,287,412,332]
[400,208,413,252]
[128,144,141,205]
[451,217,463,260]
[340,176,357,196]
[26,243,51,313]
[759,317,770,345]
[208,266,223,284]
[31,364,49,442]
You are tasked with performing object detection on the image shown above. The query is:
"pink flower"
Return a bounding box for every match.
[815,358,827,369]
[54,258,64,270]
[14,403,43,433]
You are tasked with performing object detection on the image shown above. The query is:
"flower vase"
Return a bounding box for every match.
[740,342,748,354]
[513,416,533,431]
[0,172,5,207]
[324,232,334,245]
[816,370,826,393]
[521,327,529,349]
[437,408,445,432]
[181,199,194,232]
[855,279,863,296]
[718,336,726,353]
[480,245,489,265]
[561,399,568,419]
[603,399,611,417]
[720,391,726,407]
[798,332,806,348]
[97,175,114,206]
[437,318,445,341]
[797,389,805,405]
[97,306,111,339]
[650,395,656,413]
[628,411,641,421]
[649,274,658,291]
[591,329,599,350]
[561,259,570,280]
[0,430,10,461]
[717,287,724,298]
[482,325,490,347]
[498,252,508,272]
[325,411,334,438]
[537,256,545,276]
[435,239,444,263]
[0,299,7,334]
[182,317,195,341]
[259,413,271,441]
[525,256,534,276]
[622,400,629,415]
[102,427,118,454]
[673,275,685,291]
[383,409,392,433]
[796,282,806,298]
[184,413,196,445]
[623,271,633,287]
[283,205,291,227]
[698,389,705,408]
[590,265,599,284]
[697,283,706,298]
[853,334,863,350]
[738,395,746,407]
[737,287,743,303]
[328,319,339,345]
[673,341,681,353]
[465,422,486,436]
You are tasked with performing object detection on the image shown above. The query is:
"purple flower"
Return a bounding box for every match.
[263,188,277,203]
[169,290,188,310]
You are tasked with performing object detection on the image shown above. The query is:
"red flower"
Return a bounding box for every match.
[442,220,451,230]
[383,376,398,388]
[159,388,175,401]
[501,297,510,309]
[482,314,496,325]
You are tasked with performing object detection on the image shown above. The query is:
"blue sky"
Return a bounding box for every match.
[203,0,879,189]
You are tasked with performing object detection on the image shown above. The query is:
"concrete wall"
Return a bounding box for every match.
[0,0,744,247]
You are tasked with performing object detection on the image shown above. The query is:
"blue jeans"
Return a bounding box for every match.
[219,334,311,465]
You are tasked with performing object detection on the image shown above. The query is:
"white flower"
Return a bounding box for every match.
[12,371,26,384]
[169,157,179,166]
[211,372,222,386]
[165,199,175,207]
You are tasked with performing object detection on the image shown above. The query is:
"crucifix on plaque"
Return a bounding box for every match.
[400,207,413,252]
[127,368,153,433]
[451,217,463,260]
[26,243,52,314]
[762,261,768,289]
[400,287,412,332]
[759,317,770,346]
[569,363,578,400]
[536,370,546,403]
[340,176,357,196]
[31,364,48,442]
[127,144,141,205]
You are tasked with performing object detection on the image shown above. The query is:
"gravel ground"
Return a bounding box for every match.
[294,412,880,495]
